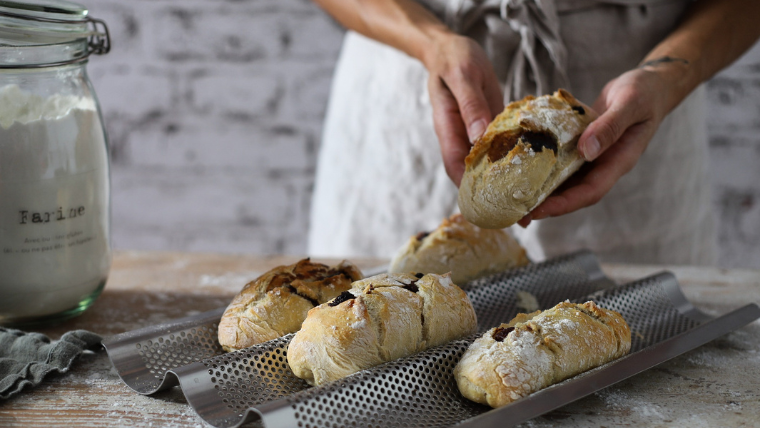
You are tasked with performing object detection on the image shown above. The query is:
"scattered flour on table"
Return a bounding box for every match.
[199,273,258,290]
[597,389,668,420]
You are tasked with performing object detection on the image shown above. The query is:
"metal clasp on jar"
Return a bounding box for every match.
[86,16,110,56]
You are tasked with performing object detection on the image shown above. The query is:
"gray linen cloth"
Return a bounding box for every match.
[0,327,102,399]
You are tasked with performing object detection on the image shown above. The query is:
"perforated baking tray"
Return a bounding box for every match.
[103,251,760,428]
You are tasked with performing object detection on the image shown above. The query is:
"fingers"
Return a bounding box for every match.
[424,35,503,185]
[455,80,493,142]
[429,77,471,186]
[579,88,650,162]
[443,65,499,142]
[529,120,654,221]
[519,70,668,224]
[483,72,505,120]
[428,61,503,186]
[517,215,532,228]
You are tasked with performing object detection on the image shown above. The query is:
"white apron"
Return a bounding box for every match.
[308,0,717,266]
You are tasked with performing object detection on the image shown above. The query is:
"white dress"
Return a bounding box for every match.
[308,0,717,266]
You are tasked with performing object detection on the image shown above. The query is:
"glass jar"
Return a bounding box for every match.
[0,0,111,326]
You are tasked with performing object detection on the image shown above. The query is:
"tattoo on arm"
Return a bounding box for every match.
[639,56,690,69]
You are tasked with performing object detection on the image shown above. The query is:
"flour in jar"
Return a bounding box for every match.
[0,84,111,321]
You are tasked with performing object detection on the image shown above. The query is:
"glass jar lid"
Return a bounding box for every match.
[0,0,88,19]
[0,0,109,67]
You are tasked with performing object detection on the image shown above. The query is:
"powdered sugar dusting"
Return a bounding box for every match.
[518,94,586,146]
[436,274,455,289]
[497,327,552,398]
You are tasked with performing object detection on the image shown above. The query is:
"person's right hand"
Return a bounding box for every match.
[422,32,503,186]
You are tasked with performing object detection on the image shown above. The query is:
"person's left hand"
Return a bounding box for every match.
[517,66,677,227]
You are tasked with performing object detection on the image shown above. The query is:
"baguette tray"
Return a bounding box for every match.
[103,250,760,428]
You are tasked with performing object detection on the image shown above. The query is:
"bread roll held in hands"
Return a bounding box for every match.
[287,272,477,386]
[218,259,363,352]
[455,301,631,408]
[458,89,598,229]
[389,213,530,285]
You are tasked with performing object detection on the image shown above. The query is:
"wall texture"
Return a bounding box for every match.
[85,0,760,268]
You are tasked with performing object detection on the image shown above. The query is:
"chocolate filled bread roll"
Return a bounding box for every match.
[455,301,631,408]
[389,213,529,284]
[287,272,477,386]
[458,89,598,229]
[218,259,363,352]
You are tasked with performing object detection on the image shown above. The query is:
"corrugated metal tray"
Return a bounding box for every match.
[103,250,760,428]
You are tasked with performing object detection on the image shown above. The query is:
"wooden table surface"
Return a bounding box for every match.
[1,251,759,427]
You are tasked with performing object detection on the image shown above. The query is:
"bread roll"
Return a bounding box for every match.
[458,89,598,229]
[218,259,363,352]
[454,301,631,408]
[287,272,477,386]
[389,213,530,284]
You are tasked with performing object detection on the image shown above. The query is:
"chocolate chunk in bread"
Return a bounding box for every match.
[403,283,419,293]
[218,259,363,352]
[521,130,558,154]
[329,290,356,307]
[492,326,515,342]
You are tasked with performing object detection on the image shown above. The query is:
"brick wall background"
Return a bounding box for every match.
[85,0,760,268]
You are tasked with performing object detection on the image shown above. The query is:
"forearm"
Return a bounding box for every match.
[312,0,451,66]
[641,0,760,113]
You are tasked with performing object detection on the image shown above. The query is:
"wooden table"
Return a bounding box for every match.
[1,251,759,427]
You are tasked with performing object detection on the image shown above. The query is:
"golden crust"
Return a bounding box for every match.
[458,89,598,229]
[287,272,477,386]
[454,301,631,408]
[217,259,363,352]
[415,272,478,348]
[389,213,530,285]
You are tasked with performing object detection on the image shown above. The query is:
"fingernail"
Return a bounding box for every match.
[468,119,487,143]
[530,207,548,221]
[583,135,601,161]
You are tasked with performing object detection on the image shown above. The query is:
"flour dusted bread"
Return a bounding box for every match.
[287,272,477,386]
[389,213,529,285]
[454,301,630,408]
[458,89,598,229]
[218,259,363,352]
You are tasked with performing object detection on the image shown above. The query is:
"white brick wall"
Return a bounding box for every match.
[84,0,760,268]
[706,42,760,268]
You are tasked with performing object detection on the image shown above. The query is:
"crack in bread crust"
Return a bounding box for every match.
[218,259,363,352]
[287,272,477,386]
[487,129,559,163]
[389,213,530,285]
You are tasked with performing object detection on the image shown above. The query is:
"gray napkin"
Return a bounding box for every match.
[0,327,102,399]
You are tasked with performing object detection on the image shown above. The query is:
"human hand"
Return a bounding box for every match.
[517,66,675,227]
[423,33,503,186]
